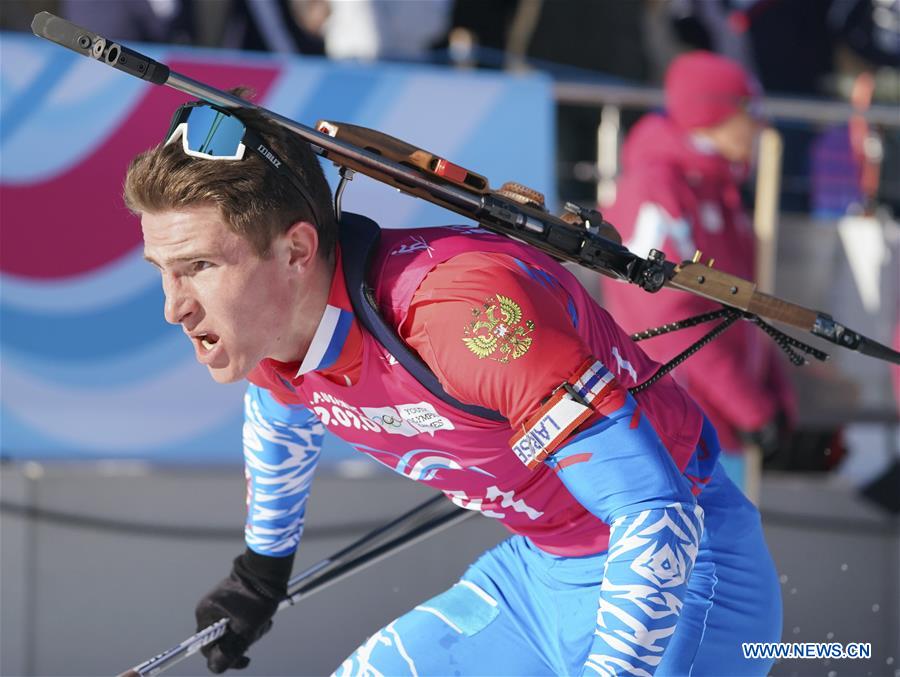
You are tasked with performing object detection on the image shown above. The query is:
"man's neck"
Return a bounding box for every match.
[272,253,336,365]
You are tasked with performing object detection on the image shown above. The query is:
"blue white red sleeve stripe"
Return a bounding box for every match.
[573,361,616,402]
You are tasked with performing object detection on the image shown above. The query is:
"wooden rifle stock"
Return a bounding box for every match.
[669,263,818,331]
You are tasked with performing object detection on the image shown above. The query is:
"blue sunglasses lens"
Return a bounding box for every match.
[184,105,247,157]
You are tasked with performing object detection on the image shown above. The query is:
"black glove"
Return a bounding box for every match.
[195,549,294,674]
[742,409,791,461]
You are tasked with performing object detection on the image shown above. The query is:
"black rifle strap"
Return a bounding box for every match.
[339,213,506,423]
[630,309,737,341]
[629,307,828,394]
[748,315,828,364]
[629,310,742,395]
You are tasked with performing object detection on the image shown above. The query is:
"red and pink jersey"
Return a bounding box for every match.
[249,225,708,556]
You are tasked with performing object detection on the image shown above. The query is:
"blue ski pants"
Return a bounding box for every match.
[335,463,782,676]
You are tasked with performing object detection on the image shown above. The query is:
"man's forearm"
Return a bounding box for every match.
[583,503,703,676]
[545,399,703,676]
[243,386,325,556]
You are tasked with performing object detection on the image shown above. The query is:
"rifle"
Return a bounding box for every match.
[30,11,900,367]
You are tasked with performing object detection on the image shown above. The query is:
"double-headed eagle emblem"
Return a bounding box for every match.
[462,294,535,363]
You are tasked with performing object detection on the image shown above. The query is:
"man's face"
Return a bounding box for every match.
[142,205,320,383]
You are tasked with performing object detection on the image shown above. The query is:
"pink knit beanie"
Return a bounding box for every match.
[665,51,759,130]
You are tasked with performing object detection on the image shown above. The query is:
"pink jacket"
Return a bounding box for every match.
[600,114,795,450]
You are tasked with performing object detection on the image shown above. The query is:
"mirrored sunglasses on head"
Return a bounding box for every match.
[164,101,322,222]
[166,101,281,162]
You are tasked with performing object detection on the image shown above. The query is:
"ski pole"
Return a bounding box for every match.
[117,495,472,677]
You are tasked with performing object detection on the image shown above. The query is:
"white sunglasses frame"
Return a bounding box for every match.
[162,105,324,224]
[164,121,248,161]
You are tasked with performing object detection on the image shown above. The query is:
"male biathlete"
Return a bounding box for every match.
[126,97,781,675]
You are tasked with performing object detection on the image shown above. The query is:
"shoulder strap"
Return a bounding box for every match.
[339,213,505,423]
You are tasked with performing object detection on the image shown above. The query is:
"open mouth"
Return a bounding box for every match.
[197,333,220,351]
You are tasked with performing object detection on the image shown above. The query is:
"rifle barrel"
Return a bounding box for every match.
[29,11,900,366]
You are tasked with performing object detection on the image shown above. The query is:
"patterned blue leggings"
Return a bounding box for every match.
[334,464,782,676]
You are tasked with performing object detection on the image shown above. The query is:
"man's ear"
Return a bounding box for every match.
[282,221,319,271]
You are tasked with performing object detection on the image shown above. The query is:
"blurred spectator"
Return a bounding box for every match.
[667,0,899,212]
[668,0,757,76]
[668,0,835,212]
[810,69,900,515]
[60,0,194,44]
[440,0,518,68]
[58,0,329,53]
[669,0,835,96]
[599,52,796,492]
[829,0,900,68]
[324,0,452,61]
[442,0,650,204]
[810,71,883,218]
[216,0,327,54]
[444,0,648,77]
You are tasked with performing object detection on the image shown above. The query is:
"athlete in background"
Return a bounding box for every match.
[600,51,796,491]
[124,91,781,675]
